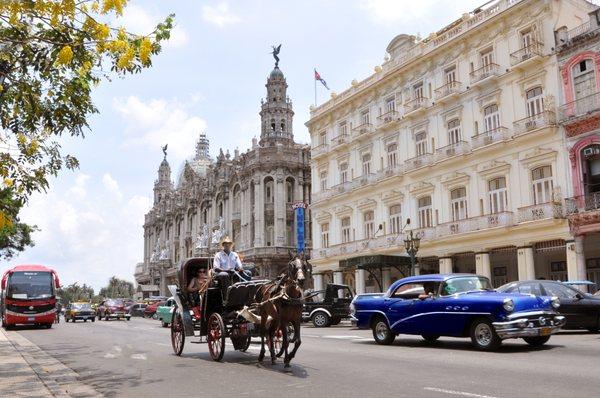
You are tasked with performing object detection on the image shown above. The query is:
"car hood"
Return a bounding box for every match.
[450,291,552,312]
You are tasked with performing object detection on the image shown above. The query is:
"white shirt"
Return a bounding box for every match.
[213,250,243,271]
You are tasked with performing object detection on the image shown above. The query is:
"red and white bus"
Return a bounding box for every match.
[1,264,61,329]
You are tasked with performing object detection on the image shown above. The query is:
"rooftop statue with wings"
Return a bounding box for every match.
[271,44,281,68]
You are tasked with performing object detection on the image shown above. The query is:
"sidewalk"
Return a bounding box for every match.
[0,327,102,397]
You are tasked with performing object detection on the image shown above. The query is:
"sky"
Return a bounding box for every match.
[4,0,485,292]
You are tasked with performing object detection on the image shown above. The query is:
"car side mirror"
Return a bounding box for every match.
[575,293,584,300]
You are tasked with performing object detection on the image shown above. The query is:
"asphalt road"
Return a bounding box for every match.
[13,317,600,398]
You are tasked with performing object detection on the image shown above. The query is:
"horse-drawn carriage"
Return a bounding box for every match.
[168,257,301,362]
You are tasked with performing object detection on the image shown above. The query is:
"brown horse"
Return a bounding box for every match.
[256,255,307,368]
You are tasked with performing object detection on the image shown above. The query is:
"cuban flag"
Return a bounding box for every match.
[314,69,330,90]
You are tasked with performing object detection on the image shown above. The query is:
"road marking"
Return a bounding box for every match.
[114,345,122,352]
[423,387,499,398]
[130,353,147,360]
[103,353,118,359]
[322,335,365,339]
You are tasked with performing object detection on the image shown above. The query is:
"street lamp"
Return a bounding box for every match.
[403,222,421,276]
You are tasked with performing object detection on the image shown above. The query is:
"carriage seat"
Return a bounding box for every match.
[225,279,270,309]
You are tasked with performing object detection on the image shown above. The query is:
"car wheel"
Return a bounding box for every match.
[92,318,95,322]
[126,317,131,321]
[311,312,330,328]
[45,323,52,329]
[152,313,158,320]
[523,336,551,347]
[470,318,501,351]
[422,335,440,343]
[372,317,395,345]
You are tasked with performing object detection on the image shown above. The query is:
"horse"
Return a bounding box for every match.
[255,254,308,368]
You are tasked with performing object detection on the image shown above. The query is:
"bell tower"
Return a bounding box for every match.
[154,153,172,204]
[259,64,294,146]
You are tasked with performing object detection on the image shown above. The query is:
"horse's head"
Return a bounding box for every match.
[287,256,306,289]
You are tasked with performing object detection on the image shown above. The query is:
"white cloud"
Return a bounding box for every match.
[117,4,188,48]
[113,95,207,165]
[10,173,151,291]
[202,2,241,27]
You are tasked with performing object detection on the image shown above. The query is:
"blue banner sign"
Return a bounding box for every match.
[292,202,308,253]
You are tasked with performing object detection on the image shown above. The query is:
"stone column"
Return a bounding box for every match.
[254,180,264,247]
[313,273,324,300]
[567,236,587,290]
[381,267,392,292]
[517,246,535,281]
[439,257,453,274]
[475,252,491,279]
[333,270,343,298]
[274,174,285,246]
[355,268,366,294]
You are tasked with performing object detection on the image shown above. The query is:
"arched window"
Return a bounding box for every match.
[319,170,328,191]
[418,196,433,228]
[483,104,500,132]
[264,177,274,203]
[270,119,276,131]
[233,185,241,214]
[285,178,295,203]
[488,177,508,213]
[281,119,286,132]
[362,153,372,175]
[387,143,398,168]
[526,86,544,117]
[339,162,348,184]
[573,59,596,101]
[447,119,461,145]
[320,223,330,248]
[532,166,553,204]
[450,187,467,221]
[363,211,375,238]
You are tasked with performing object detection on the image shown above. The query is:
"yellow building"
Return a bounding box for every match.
[306,0,597,294]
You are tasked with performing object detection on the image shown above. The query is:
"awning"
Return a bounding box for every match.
[138,285,159,292]
[339,255,411,269]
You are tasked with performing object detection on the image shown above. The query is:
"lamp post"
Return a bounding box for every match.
[404,229,421,276]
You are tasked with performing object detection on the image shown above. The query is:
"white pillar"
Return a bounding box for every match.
[333,270,343,285]
[576,236,586,283]
[313,273,324,300]
[475,252,491,279]
[517,246,535,281]
[439,257,453,274]
[274,175,285,246]
[355,268,366,294]
[381,267,391,292]
[254,181,264,247]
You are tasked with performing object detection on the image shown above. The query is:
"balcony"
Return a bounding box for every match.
[435,141,470,162]
[469,63,500,86]
[565,192,600,215]
[353,173,378,188]
[332,180,353,195]
[311,143,329,159]
[377,110,400,128]
[559,91,600,123]
[436,218,473,238]
[471,127,510,149]
[405,153,433,172]
[475,211,513,230]
[509,41,544,68]
[312,189,335,203]
[404,97,430,117]
[352,123,374,138]
[413,227,435,241]
[434,81,463,102]
[517,202,563,223]
[331,133,350,149]
[564,192,600,234]
[513,111,556,137]
[378,164,404,180]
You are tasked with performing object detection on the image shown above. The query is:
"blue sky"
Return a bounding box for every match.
[5,0,484,292]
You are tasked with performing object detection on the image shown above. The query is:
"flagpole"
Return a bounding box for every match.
[314,68,317,106]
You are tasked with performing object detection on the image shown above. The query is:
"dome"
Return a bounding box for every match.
[269,66,284,79]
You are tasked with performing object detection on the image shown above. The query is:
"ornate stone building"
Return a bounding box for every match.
[135,64,311,296]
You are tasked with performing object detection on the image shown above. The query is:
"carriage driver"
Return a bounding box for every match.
[213,236,251,298]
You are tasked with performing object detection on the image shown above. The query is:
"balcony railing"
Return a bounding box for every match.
[354,173,378,187]
[434,81,463,100]
[405,153,433,171]
[513,111,556,136]
[333,180,353,195]
[352,123,374,137]
[435,141,470,162]
[565,192,600,215]
[470,63,500,85]
[476,211,513,229]
[312,143,329,157]
[404,97,430,114]
[471,127,510,149]
[509,41,543,66]
[565,21,593,43]
[378,164,404,179]
[413,227,435,240]
[559,92,600,122]
[436,218,473,238]
[377,110,399,127]
[517,202,563,223]
[331,133,350,148]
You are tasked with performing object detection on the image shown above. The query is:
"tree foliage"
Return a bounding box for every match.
[0,0,174,255]
[99,276,134,298]
[57,282,94,303]
[0,187,35,259]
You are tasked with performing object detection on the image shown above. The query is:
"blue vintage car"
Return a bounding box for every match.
[351,274,565,350]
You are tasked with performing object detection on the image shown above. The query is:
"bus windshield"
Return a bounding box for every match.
[7,271,53,299]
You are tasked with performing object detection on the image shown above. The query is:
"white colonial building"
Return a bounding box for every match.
[307,0,597,294]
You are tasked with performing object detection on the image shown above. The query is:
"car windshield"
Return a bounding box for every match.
[442,277,493,296]
[72,303,92,310]
[107,299,124,306]
[7,271,53,299]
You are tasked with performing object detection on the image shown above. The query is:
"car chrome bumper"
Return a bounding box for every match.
[493,313,566,339]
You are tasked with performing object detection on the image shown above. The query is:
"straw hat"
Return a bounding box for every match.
[220,236,233,245]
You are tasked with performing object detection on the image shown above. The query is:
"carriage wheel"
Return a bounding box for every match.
[207,313,226,361]
[171,311,185,356]
[239,335,252,353]
[273,328,284,357]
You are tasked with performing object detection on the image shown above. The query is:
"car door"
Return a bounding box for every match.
[386,282,425,334]
[541,282,587,328]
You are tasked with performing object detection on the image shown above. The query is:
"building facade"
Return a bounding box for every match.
[306,0,596,295]
[557,6,600,288]
[135,64,311,296]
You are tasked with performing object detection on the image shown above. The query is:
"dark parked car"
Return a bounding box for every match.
[97,299,131,321]
[302,283,354,327]
[129,303,147,317]
[498,280,600,332]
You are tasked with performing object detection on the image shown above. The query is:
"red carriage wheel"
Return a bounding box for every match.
[273,328,284,356]
[171,310,185,356]
[207,313,226,361]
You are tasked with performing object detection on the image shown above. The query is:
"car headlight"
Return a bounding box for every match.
[551,296,560,309]
[503,298,515,312]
